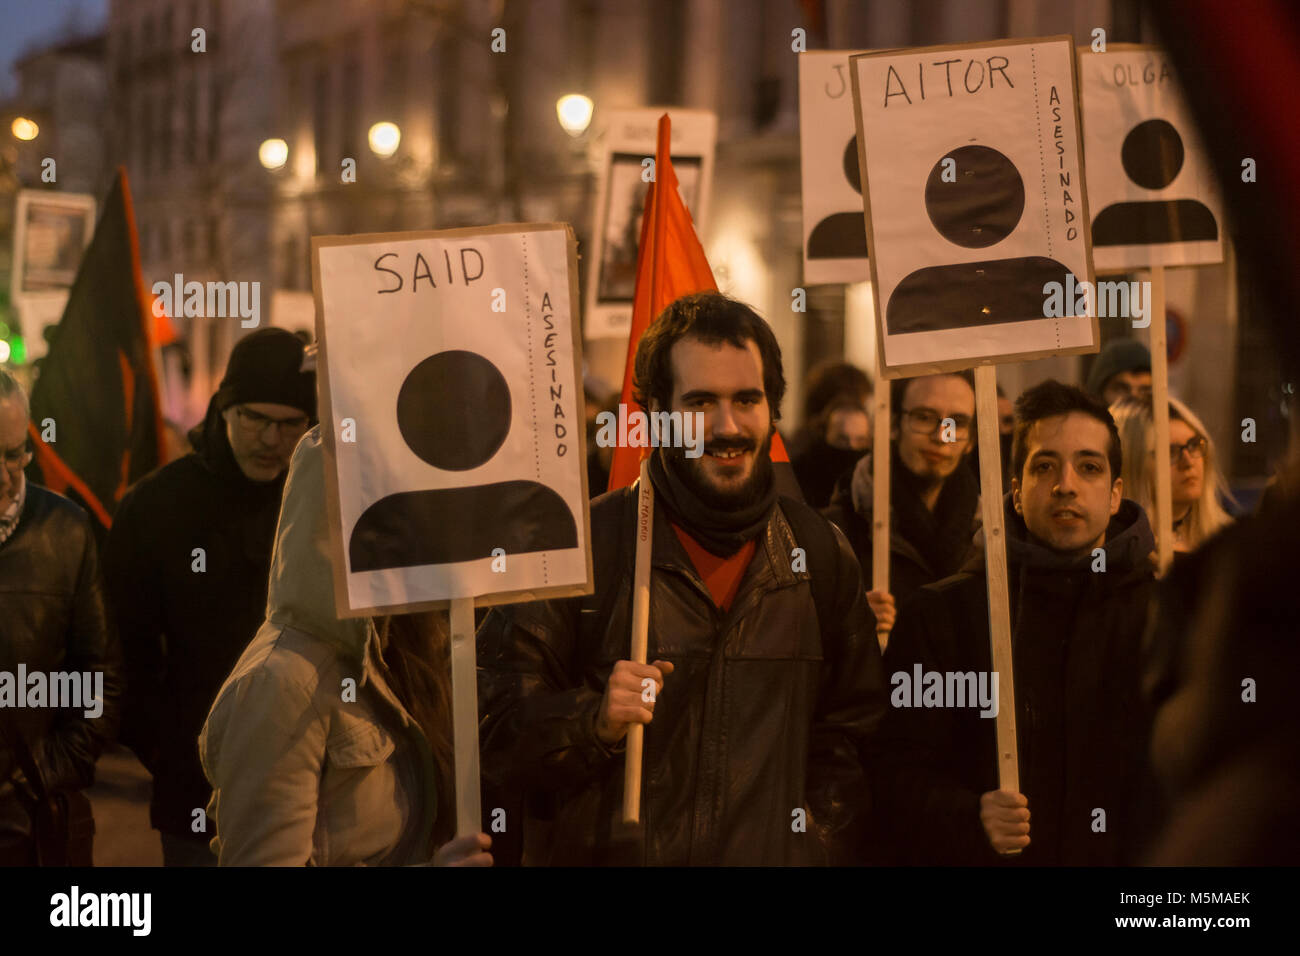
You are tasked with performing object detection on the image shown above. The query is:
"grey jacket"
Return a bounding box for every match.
[199,429,440,866]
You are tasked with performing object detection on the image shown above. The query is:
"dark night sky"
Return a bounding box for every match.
[0,0,107,98]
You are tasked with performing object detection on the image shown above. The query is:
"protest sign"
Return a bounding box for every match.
[312,223,593,618]
[584,108,716,339]
[799,50,871,285]
[1080,44,1223,272]
[850,37,1098,378]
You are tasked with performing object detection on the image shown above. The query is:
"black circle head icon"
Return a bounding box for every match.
[1121,118,1184,190]
[843,136,862,195]
[397,350,510,471]
[924,145,1025,249]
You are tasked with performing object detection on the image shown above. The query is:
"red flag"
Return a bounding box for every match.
[607,114,794,492]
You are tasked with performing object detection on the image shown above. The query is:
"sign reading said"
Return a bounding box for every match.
[799,50,871,286]
[1080,44,1223,271]
[313,224,593,617]
[850,37,1098,377]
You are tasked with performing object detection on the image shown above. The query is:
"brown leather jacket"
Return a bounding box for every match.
[0,483,123,854]
[477,486,886,865]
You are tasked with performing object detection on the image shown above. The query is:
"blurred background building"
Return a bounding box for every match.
[0,0,1288,490]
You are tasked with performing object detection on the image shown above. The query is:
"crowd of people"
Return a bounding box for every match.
[0,291,1294,866]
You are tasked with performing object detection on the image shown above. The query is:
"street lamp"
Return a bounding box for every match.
[11,117,38,141]
[555,94,593,137]
[258,138,288,170]
[368,121,401,158]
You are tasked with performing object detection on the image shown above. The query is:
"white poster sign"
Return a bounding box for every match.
[10,190,96,361]
[850,37,1098,377]
[584,107,716,340]
[1080,44,1223,272]
[312,224,593,617]
[800,50,871,285]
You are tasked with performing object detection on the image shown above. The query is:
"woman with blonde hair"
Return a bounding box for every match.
[1109,395,1235,554]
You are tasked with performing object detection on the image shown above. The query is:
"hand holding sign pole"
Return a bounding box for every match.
[313,223,593,846]
[850,37,1098,851]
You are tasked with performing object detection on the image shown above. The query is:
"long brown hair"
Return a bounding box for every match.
[376,611,455,850]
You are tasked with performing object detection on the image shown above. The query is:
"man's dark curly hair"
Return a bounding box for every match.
[632,292,786,422]
[1011,379,1122,482]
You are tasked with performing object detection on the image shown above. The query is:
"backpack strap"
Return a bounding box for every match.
[778,495,841,643]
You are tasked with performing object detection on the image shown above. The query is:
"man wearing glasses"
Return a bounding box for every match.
[824,371,980,646]
[0,370,122,865]
[103,328,314,866]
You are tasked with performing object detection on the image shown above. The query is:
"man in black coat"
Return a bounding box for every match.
[877,381,1156,866]
[478,293,885,865]
[0,370,123,865]
[823,372,979,644]
[103,328,314,866]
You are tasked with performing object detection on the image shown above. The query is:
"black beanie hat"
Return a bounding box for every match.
[214,328,316,418]
[1085,338,1151,398]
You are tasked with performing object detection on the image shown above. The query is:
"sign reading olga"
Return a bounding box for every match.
[312,223,593,617]
[850,37,1098,377]
[1079,44,1223,272]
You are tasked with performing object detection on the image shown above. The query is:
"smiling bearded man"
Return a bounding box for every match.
[478,291,885,866]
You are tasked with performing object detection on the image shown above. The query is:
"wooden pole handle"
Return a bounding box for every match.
[622,457,655,824]
[449,596,481,838]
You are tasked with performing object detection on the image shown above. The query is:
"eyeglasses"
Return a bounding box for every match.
[901,407,972,439]
[233,406,309,441]
[1170,436,1207,463]
[2,441,33,471]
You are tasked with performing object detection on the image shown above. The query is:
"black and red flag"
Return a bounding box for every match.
[26,167,167,533]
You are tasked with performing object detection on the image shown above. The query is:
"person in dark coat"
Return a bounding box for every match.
[0,370,123,865]
[103,328,314,866]
[477,293,885,866]
[876,381,1157,866]
[823,372,979,645]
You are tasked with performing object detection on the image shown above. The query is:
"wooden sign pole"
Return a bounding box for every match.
[973,366,1021,811]
[871,353,892,650]
[449,596,482,837]
[622,456,655,823]
[1147,266,1174,574]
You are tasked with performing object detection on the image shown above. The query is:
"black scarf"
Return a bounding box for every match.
[892,449,979,579]
[648,448,778,557]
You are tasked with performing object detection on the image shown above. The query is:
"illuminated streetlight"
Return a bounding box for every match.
[259,138,288,170]
[555,94,593,137]
[11,117,39,141]
[368,121,401,158]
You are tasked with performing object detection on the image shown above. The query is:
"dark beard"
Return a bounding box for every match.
[665,428,775,512]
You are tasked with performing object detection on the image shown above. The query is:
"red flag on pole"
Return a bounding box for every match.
[607,114,795,493]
